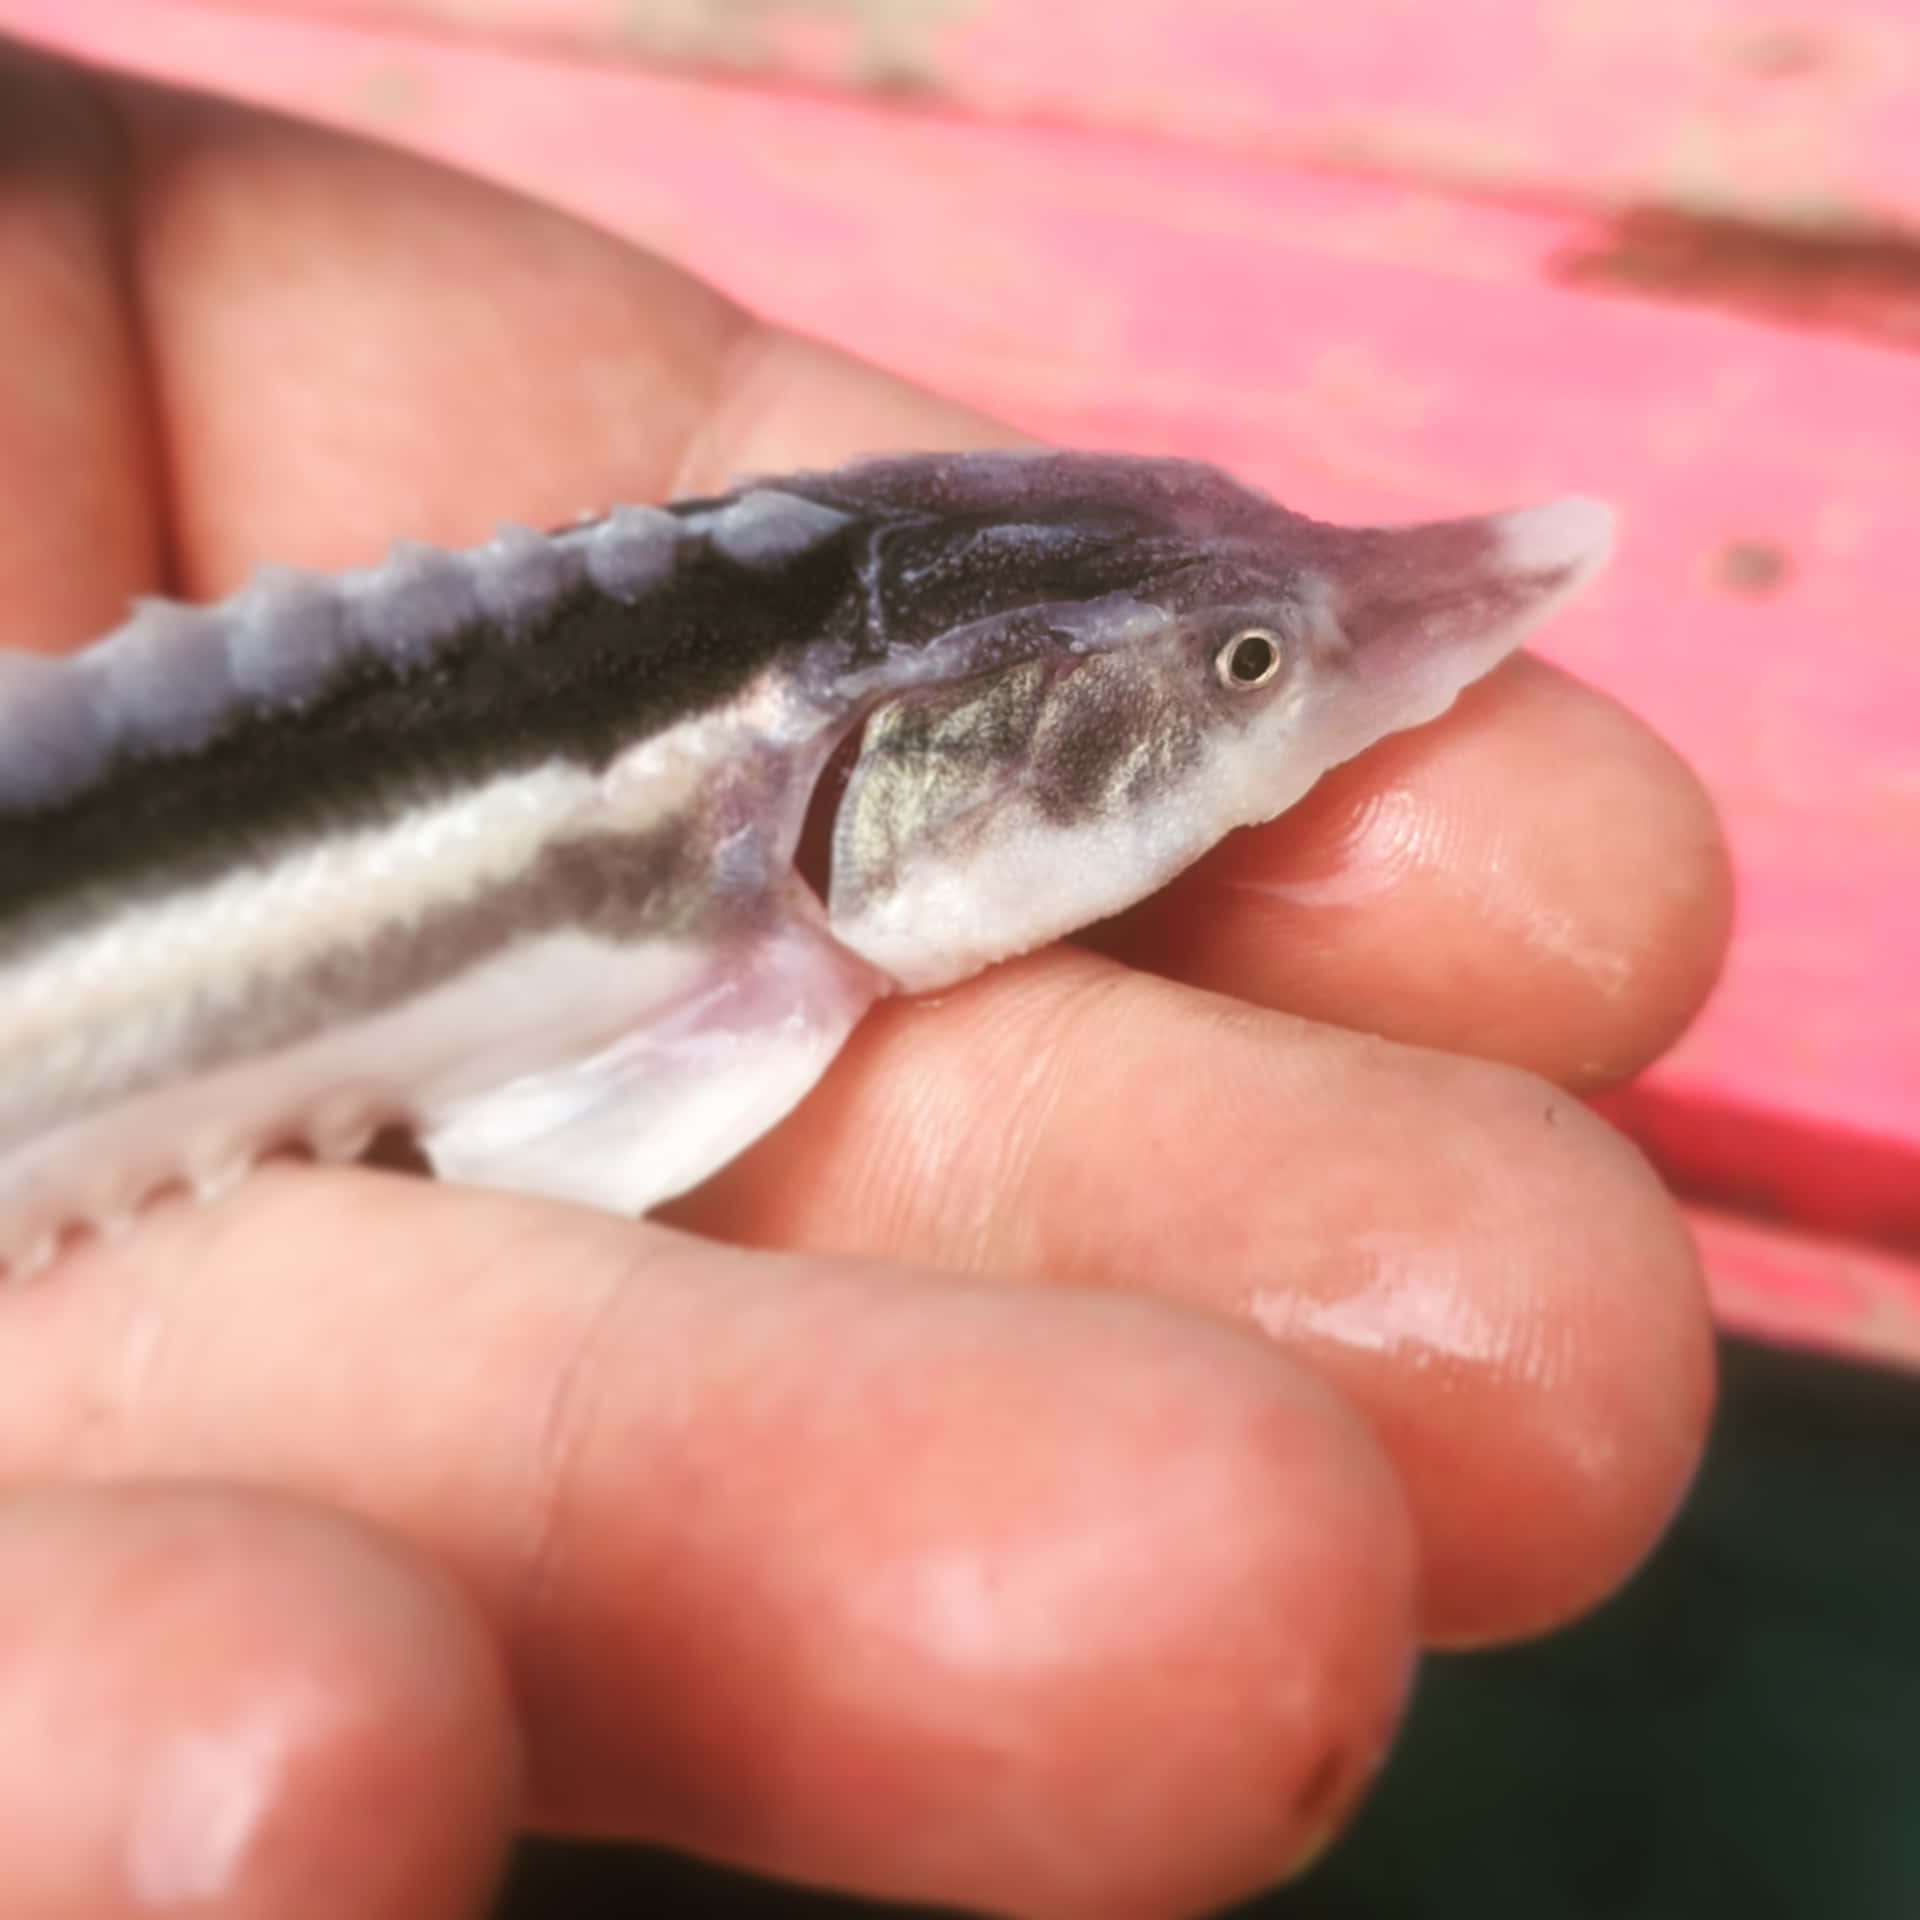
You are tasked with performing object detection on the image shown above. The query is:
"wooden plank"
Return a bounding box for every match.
[203,0,1920,227]
[7,0,1920,1362]
[1689,1205,1920,1376]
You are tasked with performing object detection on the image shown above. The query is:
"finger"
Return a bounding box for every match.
[0,1486,517,1919]
[0,47,164,649]
[673,947,1717,1646]
[3,1181,1416,1920]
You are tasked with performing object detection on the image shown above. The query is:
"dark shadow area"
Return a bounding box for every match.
[496,1337,1920,1919]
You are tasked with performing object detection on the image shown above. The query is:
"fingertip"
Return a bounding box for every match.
[1492,662,1734,1089]
[1053,1319,1421,1913]
[1259,1061,1718,1644]
[526,1269,1419,1918]
[1427,1094,1718,1641]
[0,1488,520,1918]
[911,1313,1422,1918]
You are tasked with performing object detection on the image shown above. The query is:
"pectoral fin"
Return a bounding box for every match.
[418,909,882,1215]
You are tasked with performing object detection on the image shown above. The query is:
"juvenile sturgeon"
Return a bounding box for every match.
[0,451,1612,1270]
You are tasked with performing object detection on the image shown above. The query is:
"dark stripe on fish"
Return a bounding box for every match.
[0,532,865,931]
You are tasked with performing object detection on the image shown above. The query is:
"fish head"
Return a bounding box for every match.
[803,454,1615,991]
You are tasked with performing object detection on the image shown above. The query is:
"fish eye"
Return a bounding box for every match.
[1214,627,1284,691]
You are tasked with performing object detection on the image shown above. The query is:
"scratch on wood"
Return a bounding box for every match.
[614,0,974,89]
[1720,23,1830,79]
[1713,538,1793,598]
[1554,204,1920,352]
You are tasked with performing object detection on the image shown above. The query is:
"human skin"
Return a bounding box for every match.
[0,45,1728,1920]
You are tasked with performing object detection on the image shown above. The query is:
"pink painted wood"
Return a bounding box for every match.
[207,0,1920,227]
[3,0,1918,1370]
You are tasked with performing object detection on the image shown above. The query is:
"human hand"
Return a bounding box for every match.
[0,48,1727,1920]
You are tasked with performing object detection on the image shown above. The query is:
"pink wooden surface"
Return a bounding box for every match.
[3,0,1918,1370]
[1689,1205,1920,1374]
[213,0,1920,230]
